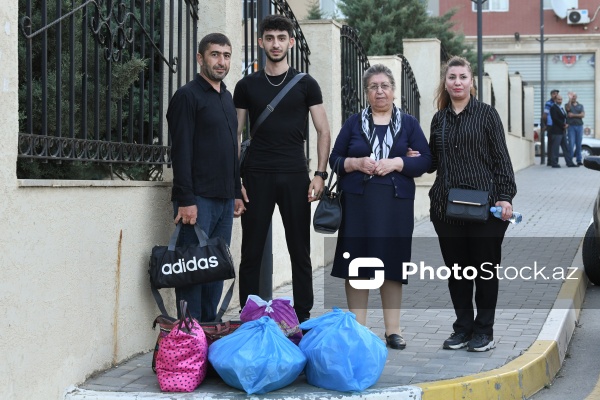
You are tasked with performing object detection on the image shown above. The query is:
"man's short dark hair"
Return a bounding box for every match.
[198,33,231,55]
[259,14,294,38]
[551,89,559,95]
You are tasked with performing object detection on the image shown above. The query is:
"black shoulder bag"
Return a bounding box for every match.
[441,111,492,223]
[313,158,343,234]
[239,72,306,176]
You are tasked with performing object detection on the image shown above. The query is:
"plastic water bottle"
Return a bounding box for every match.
[490,206,522,224]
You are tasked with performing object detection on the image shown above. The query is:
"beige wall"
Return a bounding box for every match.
[485,62,510,133]
[287,0,310,20]
[508,74,524,138]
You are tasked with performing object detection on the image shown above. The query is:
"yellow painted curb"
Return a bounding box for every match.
[416,340,561,400]
[556,268,587,318]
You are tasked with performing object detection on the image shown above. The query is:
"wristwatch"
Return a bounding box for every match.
[314,170,328,180]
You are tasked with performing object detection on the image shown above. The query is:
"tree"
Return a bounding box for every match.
[338,0,478,69]
[306,0,323,20]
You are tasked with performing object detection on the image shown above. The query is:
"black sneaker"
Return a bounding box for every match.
[467,333,496,352]
[443,332,471,350]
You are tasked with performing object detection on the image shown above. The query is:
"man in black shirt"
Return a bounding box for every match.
[167,33,245,322]
[234,15,331,323]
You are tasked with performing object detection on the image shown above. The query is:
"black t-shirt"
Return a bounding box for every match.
[233,68,323,172]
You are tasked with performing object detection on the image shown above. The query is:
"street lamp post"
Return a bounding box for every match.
[539,0,547,165]
[471,0,486,101]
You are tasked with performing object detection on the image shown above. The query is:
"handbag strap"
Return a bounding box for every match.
[167,223,209,251]
[151,279,236,323]
[249,72,306,137]
[326,157,342,192]
[178,300,196,333]
[440,110,450,190]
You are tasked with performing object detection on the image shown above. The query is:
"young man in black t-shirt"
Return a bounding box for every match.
[233,14,331,323]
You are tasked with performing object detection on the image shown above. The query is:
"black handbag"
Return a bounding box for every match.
[446,187,490,222]
[149,223,235,289]
[313,158,343,234]
[440,111,491,223]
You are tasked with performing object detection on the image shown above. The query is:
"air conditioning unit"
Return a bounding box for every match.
[567,9,590,25]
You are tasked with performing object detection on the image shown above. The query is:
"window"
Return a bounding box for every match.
[544,0,578,10]
[472,0,509,12]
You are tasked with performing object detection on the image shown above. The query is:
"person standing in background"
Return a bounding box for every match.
[542,89,559,166]
[549,94,577,168]
[565,92,585,166]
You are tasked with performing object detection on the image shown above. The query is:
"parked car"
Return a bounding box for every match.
[534,126,600,158]
[582,156,600,285]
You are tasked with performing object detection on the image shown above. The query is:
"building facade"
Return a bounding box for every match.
[435,0,600,136]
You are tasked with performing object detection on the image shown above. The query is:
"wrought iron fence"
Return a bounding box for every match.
[18,0,200,179]
[340,25,370,123]
[398,54,421,122]
[241,0,311,162]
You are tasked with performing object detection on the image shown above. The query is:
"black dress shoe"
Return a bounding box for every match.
[385,333,406,350]
[567,164,578,167]
[552,165,561,168]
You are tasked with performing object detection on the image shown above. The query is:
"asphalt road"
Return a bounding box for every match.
[529,284,600,400]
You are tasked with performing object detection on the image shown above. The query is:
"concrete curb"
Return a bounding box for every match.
[64,385,424,400]
[415,244,588,400]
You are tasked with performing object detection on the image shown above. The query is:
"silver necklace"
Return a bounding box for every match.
[264,67,289,87]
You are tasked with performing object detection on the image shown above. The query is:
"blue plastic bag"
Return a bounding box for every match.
[299,307,387,392]
[208,316,306,394]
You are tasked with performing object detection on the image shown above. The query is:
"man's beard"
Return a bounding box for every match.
[202,64,228,82]
[265,51,287,64]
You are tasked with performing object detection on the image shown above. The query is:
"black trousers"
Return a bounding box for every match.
[239,171,313,322]
[546,132,553,164]
[431,214,509,336]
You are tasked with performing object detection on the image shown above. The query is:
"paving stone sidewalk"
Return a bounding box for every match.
[80,162,600,396]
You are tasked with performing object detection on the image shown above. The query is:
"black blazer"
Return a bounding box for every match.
[549,103,567,135]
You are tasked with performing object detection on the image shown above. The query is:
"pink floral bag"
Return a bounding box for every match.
[155,301,208,392]
[240,295,303,344]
